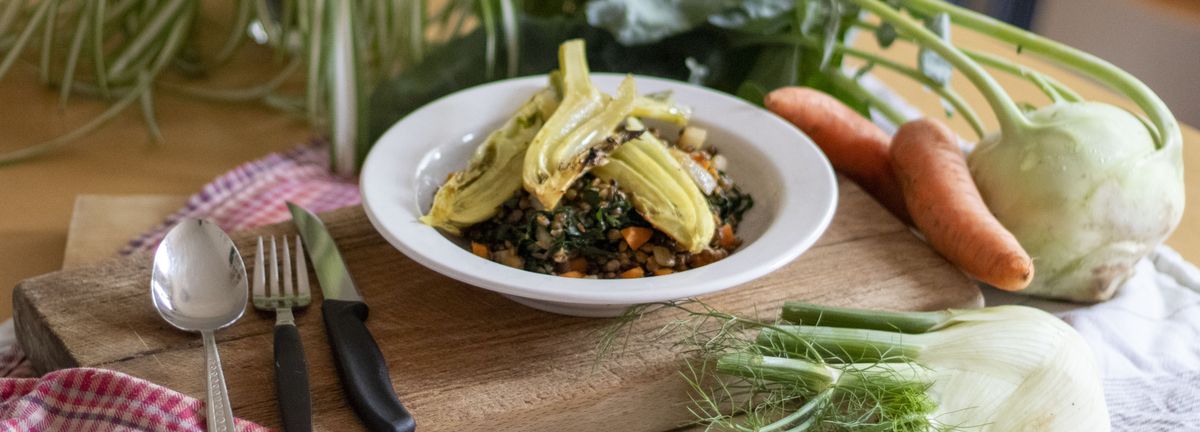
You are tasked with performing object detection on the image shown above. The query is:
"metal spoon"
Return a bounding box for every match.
[151,219,248,432]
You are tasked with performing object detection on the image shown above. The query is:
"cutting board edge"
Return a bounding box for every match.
[13,279,80,374]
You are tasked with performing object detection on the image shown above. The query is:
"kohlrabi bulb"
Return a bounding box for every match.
[968,102,1184,302]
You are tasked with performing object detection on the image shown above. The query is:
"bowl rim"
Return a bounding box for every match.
[360,73,838,305]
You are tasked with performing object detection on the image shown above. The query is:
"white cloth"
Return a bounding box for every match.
[984,246,1200,431]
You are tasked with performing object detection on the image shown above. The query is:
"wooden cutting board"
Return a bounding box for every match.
[13,177,981,432]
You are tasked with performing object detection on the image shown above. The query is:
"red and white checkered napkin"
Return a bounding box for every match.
[0,369,264,431]
[120,141,362,255]
[0,141,361,430]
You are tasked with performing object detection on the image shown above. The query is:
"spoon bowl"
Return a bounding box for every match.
[151,218,247,432]
[152,219,248,331]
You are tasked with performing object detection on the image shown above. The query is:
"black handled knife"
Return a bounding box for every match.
[288,202,416,432]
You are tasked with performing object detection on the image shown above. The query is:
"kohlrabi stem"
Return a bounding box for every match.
[828,71,910,127]
[734,34,984,136]
[781,303,953,334]
[849,0,1029,133]
[758,326,928,363]
[902,0,1180,151]
[961,47,1082,103]
[837,45,985,136]
[852,20,1083,104]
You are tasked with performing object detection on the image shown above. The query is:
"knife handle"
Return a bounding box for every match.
[322,300,416,432]
[274,322,313,432]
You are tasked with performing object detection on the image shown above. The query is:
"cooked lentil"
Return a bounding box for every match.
[460,139,753,279]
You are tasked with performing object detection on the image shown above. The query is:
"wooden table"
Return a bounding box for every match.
[1,24,1198,322]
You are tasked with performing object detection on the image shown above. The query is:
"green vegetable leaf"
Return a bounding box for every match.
[584,0,720,46]
[917,12,952,86]
[584,0,794,45]
[709,0,795,28]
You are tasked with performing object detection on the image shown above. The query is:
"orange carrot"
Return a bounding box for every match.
[620,227,653,250]
[620,267,645,278]
[717,224,738,250]
[653,268,675,276]
[560,271,585,278]
[568,257,589,273]
[889,118,1033,291]
[765,87,911,225]
[470,242,490,259]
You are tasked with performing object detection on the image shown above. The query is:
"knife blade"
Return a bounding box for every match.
[288,202,416,432]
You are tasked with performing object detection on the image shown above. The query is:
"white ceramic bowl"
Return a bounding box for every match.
[361,74,837,317]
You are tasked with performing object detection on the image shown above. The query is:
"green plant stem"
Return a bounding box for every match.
[306,0,326,127]
[409,0,426,63]
[781,302,953,334]
[901,0,1179,152]
[106,0,187,80]
[212,0,252,67]
[850,0,1028,133]
[961,47,1081,103]
[160,56,301,101]
[139,71,163,143]
[103,0,141,24]
[735,33,985,137]
[0,0,21,38]
[479,0,498,80]
[828,71,909,127]
[717,353,838,394]
[92,0,110,97]
[758,325,927,363]
[499,0,517,77]
[851,20,1082,105]
[59,0,93,108]
[839,45,984,136]
[0,0,53,81]
[37,0,60,84]
[0,0,194,167]
[760,388,834,432]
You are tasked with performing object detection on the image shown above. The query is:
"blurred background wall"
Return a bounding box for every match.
[959,0,1200,125]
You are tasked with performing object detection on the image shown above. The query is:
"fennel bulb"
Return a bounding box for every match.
[682,302,1109,431]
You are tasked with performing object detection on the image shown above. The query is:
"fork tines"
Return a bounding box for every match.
[252,235,312,310]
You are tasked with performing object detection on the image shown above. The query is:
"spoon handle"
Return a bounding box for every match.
[202,330,237,432]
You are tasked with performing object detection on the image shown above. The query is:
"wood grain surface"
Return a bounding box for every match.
[13,178,981,432]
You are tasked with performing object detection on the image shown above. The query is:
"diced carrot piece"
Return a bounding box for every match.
[691,153,712,171]
[569,257,589,273]
[718,224,737,250]
[560,271,585,278]
[653,268,674,276]
[620,227,653,250]
[470,242,490,259]
[620,267,645,278]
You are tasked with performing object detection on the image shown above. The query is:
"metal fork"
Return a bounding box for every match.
[253,236,313,432]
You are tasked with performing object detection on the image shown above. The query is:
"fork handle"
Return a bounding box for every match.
[274,320,313,432]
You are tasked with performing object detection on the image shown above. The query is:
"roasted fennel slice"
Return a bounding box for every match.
[524,39,640,209]
[420,87,560,234]
[594,119,716,253]
[632,95,691,126]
